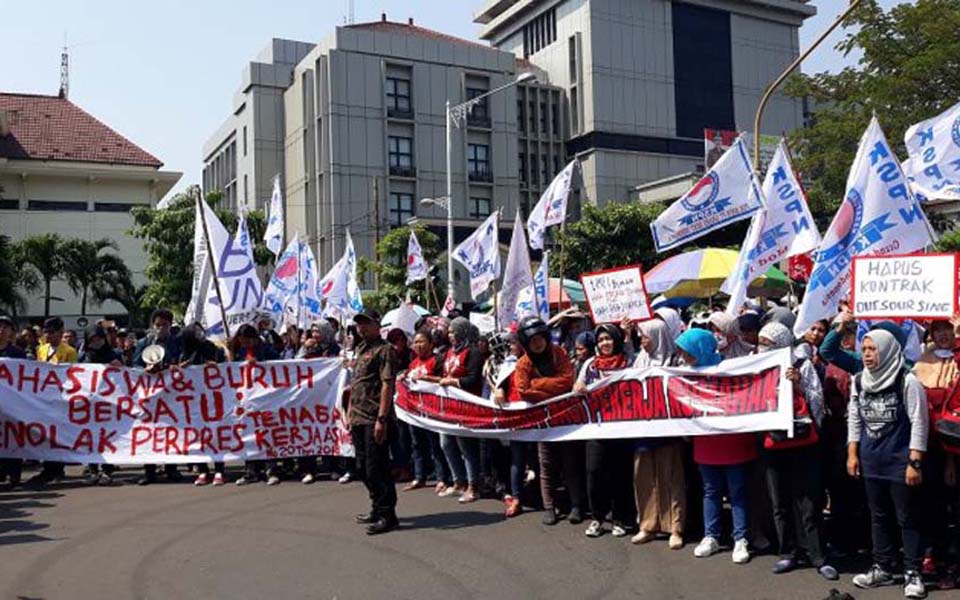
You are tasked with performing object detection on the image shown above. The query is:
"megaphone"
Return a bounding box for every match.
[141,344,166,368]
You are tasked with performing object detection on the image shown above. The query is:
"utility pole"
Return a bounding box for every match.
[373,177,381,291]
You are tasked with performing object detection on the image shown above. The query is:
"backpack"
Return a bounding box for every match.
[764,360,819,451]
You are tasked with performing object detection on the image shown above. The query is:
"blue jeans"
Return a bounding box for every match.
[700,463,750,542]
[441,434,480,485]
[407,424,433,481]
[510,441,531,498]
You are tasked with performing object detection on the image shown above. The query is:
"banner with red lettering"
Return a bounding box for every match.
[397,350,794,441]
[0,358,352,464]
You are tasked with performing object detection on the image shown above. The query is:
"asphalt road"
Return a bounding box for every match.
[0,467,934,600]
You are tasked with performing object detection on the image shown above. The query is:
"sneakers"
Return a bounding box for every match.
[773,557,796,574]
[568,507,583,525]
[504,496,522,518]
[542,508,558,526]
[631,530,655,545]
[194,473,209,486]
[266,475,281,486]
[338,472,353,484]
[903,570,926,599]
[668,533,684,550]
[301,473,316,485]
[611,524,628,538]
[212,473,225,486]
[585,520,605,538]
[732,539,750,564]
[853,564,896,589]
[694,536,720,558]
[235,476,250,486]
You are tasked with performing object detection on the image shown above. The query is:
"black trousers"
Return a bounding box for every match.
[864,477,923,572]
[585,439,636,526]
[353,423,397,519]
[0,458,22,483]
[765,448,826,566]
[143,464,179,479]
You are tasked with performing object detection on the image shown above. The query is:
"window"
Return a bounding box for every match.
[522,8,557,57]
[520,193,530,217]
[530,152,539,185]
[0,199,18,210]
[386,77,412,116]
[95,202,145,212]
[569,36,578,83]
[243,126,247,156]
[388,192,414,226]
[469,197,491,218]
[27,200,87,211]
[541,155,549,184]
[551,104,559,135]
[539,102,547,132]
[528,100,536,133]
[388,136,414,176]
[466,87,491,127]
[519,152,527,184]
[570,87,579,133]
[553,155,561,176]
[517,99,525,132]
[468,143,491,181]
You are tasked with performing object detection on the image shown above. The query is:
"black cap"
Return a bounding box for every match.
[0,315,14,328]
[353,308,381,325]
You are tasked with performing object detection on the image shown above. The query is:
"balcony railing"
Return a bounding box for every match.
[387,107,414,120]
[469,170,493,183]
[389,165,417,178]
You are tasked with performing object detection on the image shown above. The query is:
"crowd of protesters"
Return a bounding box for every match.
[1,295,958,599]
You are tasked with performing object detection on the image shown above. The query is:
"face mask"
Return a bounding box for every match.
[934,349,954,359]
[714,333,728,350]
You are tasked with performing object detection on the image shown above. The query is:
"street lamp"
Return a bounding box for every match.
[442,71,537,303]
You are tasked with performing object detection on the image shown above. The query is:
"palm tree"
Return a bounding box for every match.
[62,238,134,316]
[0,235,38,315]
[17,233,67,318]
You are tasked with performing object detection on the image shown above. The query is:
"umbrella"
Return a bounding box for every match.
[381,303,430,329]
[548,277,586,307]
[644,248,790,299]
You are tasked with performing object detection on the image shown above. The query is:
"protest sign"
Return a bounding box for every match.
[469,312,497,334]
[580,265,652,324]
[397,349,793,442]
[851,253,959,320]
[0,358,352,464]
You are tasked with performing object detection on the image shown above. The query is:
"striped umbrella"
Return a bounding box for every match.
[644,248,790,299]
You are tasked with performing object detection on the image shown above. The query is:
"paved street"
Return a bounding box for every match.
[0,467,923,600]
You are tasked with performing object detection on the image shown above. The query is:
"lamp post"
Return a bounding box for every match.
[435,71,537,303]
[752,0,862,170]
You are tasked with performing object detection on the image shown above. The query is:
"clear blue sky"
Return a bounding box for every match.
[1,0,902,204]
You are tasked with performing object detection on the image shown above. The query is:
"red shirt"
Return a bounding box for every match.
[408,354,440,379]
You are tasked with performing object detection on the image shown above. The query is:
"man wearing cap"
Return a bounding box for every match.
[0,315,25,486]
[350,308,400,534]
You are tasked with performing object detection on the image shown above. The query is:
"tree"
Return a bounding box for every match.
[61,238,134,316]
[356,224,442,315]
[130,185,271,317]
[17,233,68,318]
[0,235,38,315]
[784,0,960,229]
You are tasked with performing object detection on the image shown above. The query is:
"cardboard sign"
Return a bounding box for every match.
[469,312,496,334]
[580,265,653,324]
[851,253,959,319]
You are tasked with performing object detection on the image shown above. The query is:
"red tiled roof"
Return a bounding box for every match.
[0,92,162,168]
[347,18,490,51]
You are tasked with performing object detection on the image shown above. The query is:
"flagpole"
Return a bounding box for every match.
[295,234,303,330]
[196,190,233,340]
[532,251,546,321]
[492,282,500,332]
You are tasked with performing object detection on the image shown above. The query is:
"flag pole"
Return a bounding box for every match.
[532,251,545,320]
[196,189,233,340]
[295,234,304,330]
[492,281,500,332]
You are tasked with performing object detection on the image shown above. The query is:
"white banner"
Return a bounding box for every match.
[264,175,285,256]
[453,212,501,300]
[722,141,821,314]
[581,265,653,324]
[0,359,352,464]
[397,349,793,441]
[528,160,577,250]
[851,253,959,320]
[651,137,764,253]
[903,100,960,202]
[794,117,934,336]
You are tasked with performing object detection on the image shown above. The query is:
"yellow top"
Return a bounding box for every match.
[37,341,78,364]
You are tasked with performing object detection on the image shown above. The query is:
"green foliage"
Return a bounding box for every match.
[61,238,134,316]
[130,186,271,318]
[16,232,68,318]
[0,235,37,315]
[357,224,442,315]
[935,229,960,253]
[784,0,960,229]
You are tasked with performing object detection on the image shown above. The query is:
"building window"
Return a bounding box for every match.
[569,36,578,83]
[520,193,530,217]
[530,152,539,185]
[388,192,414,226]
[528,100,536,133]
[541,155,549,184]
[469,197,491,218]
[539,102,547,133]
[95,202,144,213]
[522,7,557,57]
[386,77,412,116]
[570,87,579,133]
[553,155,561,176]
[244,175,248,203]
[468,144,491,181]
[28,200,87,211]
[519,152,527,184]
[243,126,248,156]
[0,199,19,210]
[466,87,491,127]
[388,136,414,176]
[517,99,525,132]
[551,104,559,135]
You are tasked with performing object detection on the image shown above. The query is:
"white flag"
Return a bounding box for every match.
[794,116,934,336]
[533,252,550,322]
[528,160,578,250]
[288,238,322,330]
[453,212,501,300]
[405,230,428,285]
[903,100,960,202]
[722,141,821,315]
[498,209,534,327]
[213,213,264,337]
[262,235,302,327]
[323,230,364,319]
[264,175,285,256]
[651,137,764,253]
[440,293,455,318]
[184,198,234,340]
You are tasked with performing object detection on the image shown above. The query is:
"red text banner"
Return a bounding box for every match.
[0,358,352,464]
[397,350,794,441]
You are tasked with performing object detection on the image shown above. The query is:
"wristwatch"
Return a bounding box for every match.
[908,458,923,471]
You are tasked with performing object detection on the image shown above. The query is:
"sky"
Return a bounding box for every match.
[0,0,904,204]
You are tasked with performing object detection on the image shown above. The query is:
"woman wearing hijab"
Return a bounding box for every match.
[420,317,485,503]
[574,324,637,538]
[654,306,684,341]
[631,319,686,549]
[678,329,756,565]
[572,331,596,374]
[513,316,584,526]
[708,312,755,359]
[756,322,836,580]
[847,330,928,598]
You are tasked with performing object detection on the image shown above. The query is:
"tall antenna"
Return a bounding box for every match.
[347,0,355,24]
[59,33,69,98]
